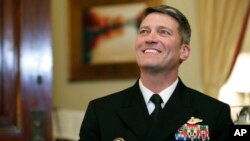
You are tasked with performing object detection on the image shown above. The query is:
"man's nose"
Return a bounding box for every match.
[145,31,158,43]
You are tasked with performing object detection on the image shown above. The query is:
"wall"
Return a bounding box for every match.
[51,0,203,110]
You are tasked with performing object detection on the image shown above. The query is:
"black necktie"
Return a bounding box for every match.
[150,94,163,121]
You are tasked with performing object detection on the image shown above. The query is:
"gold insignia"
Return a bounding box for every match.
[187,116,203,124]
[114,137,125,141]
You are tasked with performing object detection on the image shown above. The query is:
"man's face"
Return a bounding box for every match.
[135,12,190,72]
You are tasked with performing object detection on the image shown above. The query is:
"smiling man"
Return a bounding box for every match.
[79,5,233,141]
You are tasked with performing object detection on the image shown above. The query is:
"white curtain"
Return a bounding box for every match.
[197,0,250,98]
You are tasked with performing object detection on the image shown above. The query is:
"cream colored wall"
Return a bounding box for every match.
[51,0,203,110]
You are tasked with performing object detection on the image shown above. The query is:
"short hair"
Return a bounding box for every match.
[139,5,191,45]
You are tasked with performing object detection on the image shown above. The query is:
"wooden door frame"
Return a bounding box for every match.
[0,0,52,140]
[0,0,23,139]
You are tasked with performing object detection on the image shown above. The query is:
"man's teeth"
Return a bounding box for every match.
[144,49,159,53]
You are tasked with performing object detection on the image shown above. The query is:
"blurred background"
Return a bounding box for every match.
[1,0,249,140]
[53,0,250,140]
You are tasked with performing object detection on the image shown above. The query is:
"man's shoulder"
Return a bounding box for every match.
[187,87,229,107]
[177,78,228,107]
[90,85,135,107]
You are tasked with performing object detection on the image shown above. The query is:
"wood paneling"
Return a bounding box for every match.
[0,0,22,140]
[0,0,52,140]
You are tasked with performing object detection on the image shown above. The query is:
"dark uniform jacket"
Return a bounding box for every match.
[79,79,233,141]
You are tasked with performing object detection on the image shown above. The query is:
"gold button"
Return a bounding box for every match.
[114,137,125,141]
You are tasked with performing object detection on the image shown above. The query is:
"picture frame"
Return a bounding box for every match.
[68,0,162,81]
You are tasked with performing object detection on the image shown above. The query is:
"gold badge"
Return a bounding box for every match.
[187,116,203,124]
[114,137,125,141]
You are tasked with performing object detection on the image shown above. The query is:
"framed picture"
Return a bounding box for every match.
[68,0,162,81]
[231,106,250,125]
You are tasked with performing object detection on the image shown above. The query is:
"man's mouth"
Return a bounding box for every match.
[143,49,161,54]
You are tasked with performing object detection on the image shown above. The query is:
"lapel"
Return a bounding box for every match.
[147,79,196,141]
[117,80,151,141]
[117,79,196,141]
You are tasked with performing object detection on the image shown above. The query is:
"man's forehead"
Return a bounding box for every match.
[141,13,180,25]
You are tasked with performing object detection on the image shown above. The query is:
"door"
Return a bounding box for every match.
[0,0,52,140]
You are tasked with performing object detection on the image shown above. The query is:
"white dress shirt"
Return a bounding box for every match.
[139,78,179,114]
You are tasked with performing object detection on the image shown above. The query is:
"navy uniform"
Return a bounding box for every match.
[79,79,233,141]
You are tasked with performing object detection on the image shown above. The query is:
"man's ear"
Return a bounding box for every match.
[180,44,190,61]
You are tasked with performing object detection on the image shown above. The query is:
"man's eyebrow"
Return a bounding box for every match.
[157,25,171,28]
[139,25,173,32]
[157,26,173,31]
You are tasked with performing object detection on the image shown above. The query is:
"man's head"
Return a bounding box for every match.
[139,5,191,45]
[135,5,191,73]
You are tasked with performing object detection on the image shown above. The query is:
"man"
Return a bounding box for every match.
[79,5,233,141]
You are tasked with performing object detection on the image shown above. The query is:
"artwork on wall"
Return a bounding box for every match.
[68,0,162,80]
[82,3,144,64]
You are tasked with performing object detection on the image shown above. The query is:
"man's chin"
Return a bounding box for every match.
[140,65,162,72]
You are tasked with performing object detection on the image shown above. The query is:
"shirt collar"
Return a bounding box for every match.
[139,78,179,107]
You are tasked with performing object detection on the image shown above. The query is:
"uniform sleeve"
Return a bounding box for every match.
[79,101,101,141]
[212,104,233,141]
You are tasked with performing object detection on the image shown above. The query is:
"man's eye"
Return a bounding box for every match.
[138,29,149,35]
[158,29,171,36]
